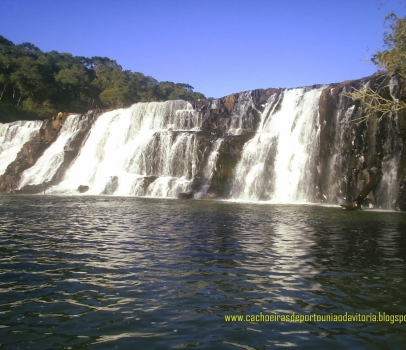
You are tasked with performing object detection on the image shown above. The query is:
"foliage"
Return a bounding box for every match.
[372,13,406,78]
[346,14,406,124]
[0,35,205,122]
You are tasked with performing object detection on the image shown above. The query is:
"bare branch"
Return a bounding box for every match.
[344,86,406,124]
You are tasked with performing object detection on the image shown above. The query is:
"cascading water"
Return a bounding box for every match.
[52,101,201,196]
[0,120,42,175]
[17,114,82,188]
[194,138,224,199]
[230,87,324,202]
[127,132,200,197]
[2,81,404,209]
[374,111,403,209]
[378,158,400,208]
[227,91,258,135]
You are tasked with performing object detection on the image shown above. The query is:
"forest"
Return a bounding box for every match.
[0,35,205,122]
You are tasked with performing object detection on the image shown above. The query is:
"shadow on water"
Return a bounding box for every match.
[0,196,406,349]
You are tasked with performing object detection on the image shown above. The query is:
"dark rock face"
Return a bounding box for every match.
[316,74,405,209]
[200,88,282,137]
[177,192,194,199]
[398,177,406,210]
[15,183,49,194]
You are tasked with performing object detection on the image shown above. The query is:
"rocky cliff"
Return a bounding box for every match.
[317,74,406,210]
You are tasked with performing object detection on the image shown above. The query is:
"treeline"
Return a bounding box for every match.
[0,35,205,122]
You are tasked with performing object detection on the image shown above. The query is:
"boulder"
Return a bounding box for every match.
[78,185,89,193]
[177,192,194,199]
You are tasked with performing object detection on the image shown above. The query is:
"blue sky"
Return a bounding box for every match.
[1,0,405,98]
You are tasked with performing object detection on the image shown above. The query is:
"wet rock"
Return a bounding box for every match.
[102,176,119,195]
[78,185,89,193]
[177,192,194,199]
[397,176,406,211]
[16,183,49,194]
[190,177,203,192]
[209,133,256,197]
[340,202,360,210]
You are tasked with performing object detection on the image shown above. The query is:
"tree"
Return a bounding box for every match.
[373,13,406,78]
[0,35,13,46]
[10,56,45,105]
[0,34,206,122]
[346,14,406,124]
[99,88,129,109]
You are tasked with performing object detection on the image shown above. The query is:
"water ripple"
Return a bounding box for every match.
[0,196,406,349]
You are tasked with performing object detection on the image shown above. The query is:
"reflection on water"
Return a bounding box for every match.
[0,196,406,349]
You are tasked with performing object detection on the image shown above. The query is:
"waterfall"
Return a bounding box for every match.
[194,138,224,198]
[0,120,42,175]
[227,91,258,135]
[230,87,324,202]
[17,115,82,188]
[52,101,201,196]
[2,80,404,209]
[203,139,223,182]
[378,158,400,209]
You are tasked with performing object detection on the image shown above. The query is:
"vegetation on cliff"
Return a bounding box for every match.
[347,14,406,125]
[0,35,205,123]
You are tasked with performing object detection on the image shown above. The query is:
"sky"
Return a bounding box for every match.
[1,0,406,98]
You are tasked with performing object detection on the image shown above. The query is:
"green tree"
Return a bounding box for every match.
[373,13,406,77]
[347,14,406,123]
[0,34,206,122]
[0,35,13,46]
[10,56,44,105]
[99,88,128,109]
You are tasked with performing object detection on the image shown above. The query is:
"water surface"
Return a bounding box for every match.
[1,196,406,349]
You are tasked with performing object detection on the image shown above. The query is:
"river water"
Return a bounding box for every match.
[0,196,405,349]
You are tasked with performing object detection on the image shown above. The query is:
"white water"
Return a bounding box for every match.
[52,101,200,196]
[378,157,400,209]
[17,115,81,188]
[203,139,223,180]
[3,87,403,209]
[0,120,42,175]
[230,87,323,202]
[227,91,258,135]
[194,138,224,199]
